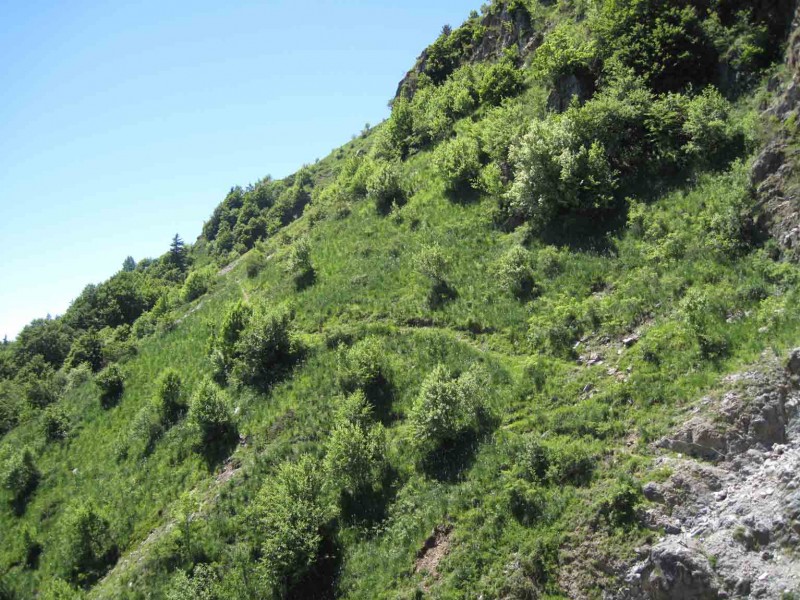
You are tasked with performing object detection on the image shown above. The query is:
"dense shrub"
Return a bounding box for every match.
[181,268,214,302]
[477,59,524,105]
[324,391,387,494]
[24,373,61,409]
[507,112,618,226]
[337,337,385,392]
[43,405,71,441]
[209,301,253,383]
[497,246,537,299]
[14,317,74,369]
[188,379,236,446]
[58,504,118,587]
[3,447,39,511]
[95,364,124,408]
[434,135,482,194]
[129,405,165,457]
[409,365,485,453]
[366,160,406,214]
[414,244,454,308]
[154,368,185,424]
[287,237,315,289]
[250,456,328,594]
[231,306,295,388]
[0,382,21,436]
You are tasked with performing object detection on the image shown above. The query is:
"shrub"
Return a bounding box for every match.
[181,268,213,302]
[65,362,93,391]
[337,337,385,392]
[408,365,485,454]
[477,59,523,105]
[154,368,185,424]
[595,476,641,527]
[0,384,21,436]
[433,135,482,194]
[366,160,406,214]
[324,391,387,494]
[250,456,328,594]
[209,301,253,383]
[95,364,124,408]
[3,447,39,510]
[58,504,118,587]
[65,331,104,372]
[507,116,617,226]
[244,249,266,278]
[287,237,315,289]
[414,244,454,308]
[497,246,537,299]
[414,244,449,287]
[231,306,295,388]
[24,375,61,409]
[43,405,71,441]
[188,379,236,446]
[129,405,164,457]
[545,437,597,486]
[39,578,82,600]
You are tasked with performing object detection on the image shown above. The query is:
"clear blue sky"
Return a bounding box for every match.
[0,0,476,339]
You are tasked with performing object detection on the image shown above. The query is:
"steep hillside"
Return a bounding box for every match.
[2,1,800,598]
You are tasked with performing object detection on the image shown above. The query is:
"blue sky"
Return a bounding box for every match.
[0,0,476,339]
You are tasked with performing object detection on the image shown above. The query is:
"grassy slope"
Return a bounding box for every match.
[3,4,800,600]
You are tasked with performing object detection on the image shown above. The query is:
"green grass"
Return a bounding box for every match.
[2,0,799,597]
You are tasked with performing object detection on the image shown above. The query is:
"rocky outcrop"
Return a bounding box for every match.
[394,2,540,101]
[615,350,800,599]
[752,3,800,259]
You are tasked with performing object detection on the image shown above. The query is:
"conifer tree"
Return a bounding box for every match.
[121,256,136,272]
[169,234,186,272]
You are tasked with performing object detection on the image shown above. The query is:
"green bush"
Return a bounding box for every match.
[95,364,124,408]
[324,391,387,494]
[154,368,185,424]
[188,379,236,446]
[497,246,537,299]
[3,447,39,510]
[287,237,315,289]
[129,405,164,457]
[477,59,523,105]
[366,160,406,214]
[337,337,385,392]
[39,578,82,599]
[250,456,328,594]
[65,331,104,372]
[181,268,213,302]
[231,305,295,388]
[507,112,618,226]
[24,374,61,409]
[433,135,482,194]
[409,364,485,453]
[209,301,253,383]
[43,404,71,441]
[414,244,449,287]
[244,249,266,278]
[58,504,118,587]
[0,383,21,436]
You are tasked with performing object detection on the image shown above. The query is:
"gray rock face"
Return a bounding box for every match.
[626,539,721,600]
[751,5,800,261]
[614,350,800,599]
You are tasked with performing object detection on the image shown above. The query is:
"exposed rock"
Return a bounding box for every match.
[751,3,800,260]
[614,349,800,599]
[625,538,721,600]
[395,4,539,101]
[547,69,595,112]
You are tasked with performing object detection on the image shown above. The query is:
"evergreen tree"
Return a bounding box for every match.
[121,256,136,272]
[169,234,186,272]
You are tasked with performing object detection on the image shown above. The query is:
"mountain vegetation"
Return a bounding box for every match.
[2,0,799,597]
